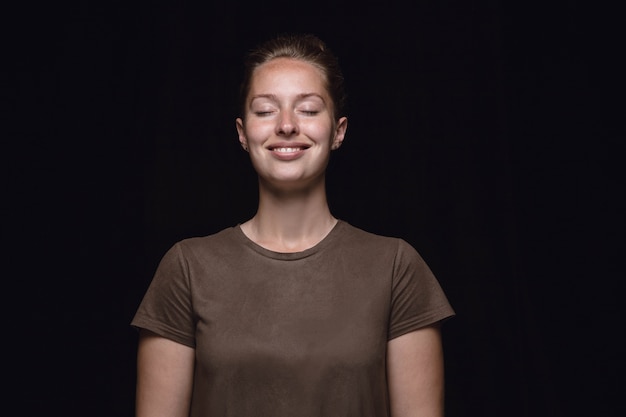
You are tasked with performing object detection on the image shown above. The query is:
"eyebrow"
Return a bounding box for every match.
[250,93,326,103]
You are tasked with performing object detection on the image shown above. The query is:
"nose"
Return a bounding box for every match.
[276,110,298,136]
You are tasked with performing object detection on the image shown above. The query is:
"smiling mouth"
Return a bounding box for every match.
[269,146,309,153]
[274,147,303,153]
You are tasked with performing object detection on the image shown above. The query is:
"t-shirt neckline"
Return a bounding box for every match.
[233,220,346,260]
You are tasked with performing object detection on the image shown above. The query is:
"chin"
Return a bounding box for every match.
[261,173,324,191]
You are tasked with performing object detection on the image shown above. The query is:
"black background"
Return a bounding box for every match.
[7,1,623,416]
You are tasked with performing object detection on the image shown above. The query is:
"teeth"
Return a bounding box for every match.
[274,147,302,153]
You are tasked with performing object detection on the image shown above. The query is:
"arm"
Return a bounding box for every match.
[387,324,445,417]
[136,329,195,417]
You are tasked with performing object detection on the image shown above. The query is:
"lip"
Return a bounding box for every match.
[267,143,310,161]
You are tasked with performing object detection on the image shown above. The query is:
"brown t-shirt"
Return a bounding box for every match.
[132,220,455,417]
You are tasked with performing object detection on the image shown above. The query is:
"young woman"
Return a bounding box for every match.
[132,33,454,417]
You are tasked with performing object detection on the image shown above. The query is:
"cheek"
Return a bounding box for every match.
[302,120,334,140]
[243,120,271,142]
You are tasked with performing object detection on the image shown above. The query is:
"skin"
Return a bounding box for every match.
[135,330,194,417]
[235,58,347,252]
[387,325,446,417]
[135,57,446,417]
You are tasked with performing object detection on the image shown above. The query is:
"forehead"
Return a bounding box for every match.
[249,58,328,95]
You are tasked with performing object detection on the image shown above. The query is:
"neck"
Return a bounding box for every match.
[241,177,337,252]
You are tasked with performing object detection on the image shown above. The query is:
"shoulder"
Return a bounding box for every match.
[338,221,414,248]
[165,226,241,261]
[336,221,420,260]
[338,221,396,244]
[178,226,238,247]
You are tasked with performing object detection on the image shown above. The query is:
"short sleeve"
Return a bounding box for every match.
[130,242,196,347]
[388,239,455,340]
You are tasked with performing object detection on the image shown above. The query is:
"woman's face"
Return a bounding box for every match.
[236,58,347,190]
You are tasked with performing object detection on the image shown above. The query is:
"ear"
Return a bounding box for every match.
[235,118,248,151]
[331,117,348,150]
